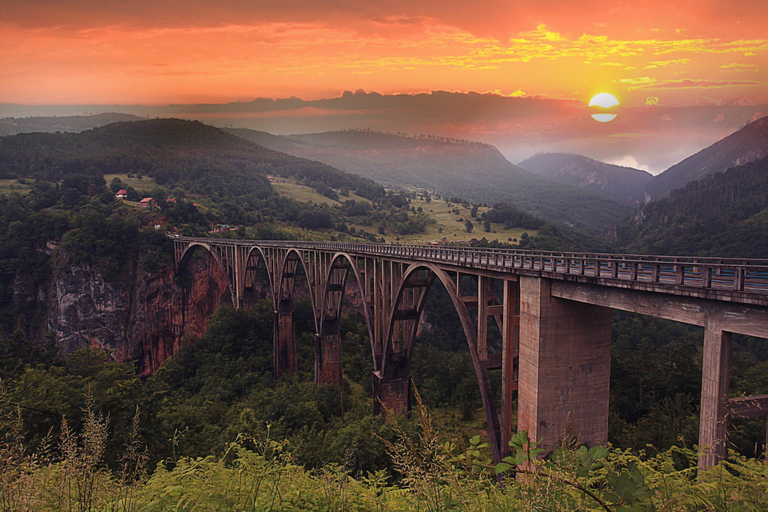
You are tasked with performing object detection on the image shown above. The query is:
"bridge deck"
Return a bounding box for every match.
[174,236,768,306]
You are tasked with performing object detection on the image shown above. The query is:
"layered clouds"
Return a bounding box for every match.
[1,0,767,171]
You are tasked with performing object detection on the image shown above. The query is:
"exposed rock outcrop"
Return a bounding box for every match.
[45,253,229,375]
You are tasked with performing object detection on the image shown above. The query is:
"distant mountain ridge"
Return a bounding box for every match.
[228,128,633,235]
[518,153,652,206]
[0,113,143,136]
[645,116,768,199]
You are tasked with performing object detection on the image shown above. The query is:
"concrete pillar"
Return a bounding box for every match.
[501,279,519,454]
[698,319,731,469]
[317,332,343,386]
[274,304,297,379]
[517,276,612,454]
[376,359,411,416]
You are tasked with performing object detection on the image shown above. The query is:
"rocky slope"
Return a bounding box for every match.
[25,253,230,375]
[518,153,652,206]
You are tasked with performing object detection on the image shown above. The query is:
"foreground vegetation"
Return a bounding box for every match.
[2,383,767,512]
[2,302,767,511]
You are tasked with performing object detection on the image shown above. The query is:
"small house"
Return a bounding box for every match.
[115,189,128,200]
[139,197,155,208]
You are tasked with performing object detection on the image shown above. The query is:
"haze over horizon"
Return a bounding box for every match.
[2,0,767,173]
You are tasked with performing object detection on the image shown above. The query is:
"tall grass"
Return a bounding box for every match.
[1,381,766,511]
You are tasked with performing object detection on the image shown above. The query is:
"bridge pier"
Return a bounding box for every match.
[274,303,297,379]
[375,358,411,416]
[316,330,343,387]
[517,276,612,453]
[699,317,731,468]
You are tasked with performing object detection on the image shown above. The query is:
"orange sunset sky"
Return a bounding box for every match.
[2,0,767,171]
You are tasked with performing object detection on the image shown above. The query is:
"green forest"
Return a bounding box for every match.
[1,119,767,510]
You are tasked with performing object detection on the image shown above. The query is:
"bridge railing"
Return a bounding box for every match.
[173,236,768,294]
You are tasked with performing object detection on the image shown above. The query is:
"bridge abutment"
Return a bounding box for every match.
[517,276,612,453]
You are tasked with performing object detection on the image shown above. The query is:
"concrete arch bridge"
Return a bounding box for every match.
[172,236,768,469]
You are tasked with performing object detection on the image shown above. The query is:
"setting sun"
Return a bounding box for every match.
[589,93,620,109]
[589,93,620,123]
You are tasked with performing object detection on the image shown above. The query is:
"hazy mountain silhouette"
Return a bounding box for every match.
[0,113,143,136]
[518,153,652,206]
[645,115,768,200]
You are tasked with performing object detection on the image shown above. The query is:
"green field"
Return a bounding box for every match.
[271,179,372,206]
[347,195,535,245]
[104,173,160,193]
[272,180,535,244]
[397,195,536,244]
[0,179,33,196]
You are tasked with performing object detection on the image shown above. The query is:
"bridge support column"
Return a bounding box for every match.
[375,359,411,416]
[501,279,520,455]
[274,303,297,379]
[316,332,343,387]
[698,318,731,469]
[517,276,612,454]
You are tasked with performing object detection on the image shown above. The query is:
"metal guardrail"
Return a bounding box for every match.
[173,236,768,295]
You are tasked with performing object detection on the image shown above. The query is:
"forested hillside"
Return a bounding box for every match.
[645,115,768,200]
[621,156,768,257]
[0,113,143,136]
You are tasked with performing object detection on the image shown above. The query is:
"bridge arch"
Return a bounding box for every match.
[380,262,503,464]
[273,248,320,378]
[240,245,275,307]
[176,242,237,308]
[316,252,376,387]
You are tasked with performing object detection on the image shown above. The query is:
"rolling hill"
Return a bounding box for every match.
[0,113,143,136]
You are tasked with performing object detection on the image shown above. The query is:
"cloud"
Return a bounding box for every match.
[606,155,650,171]
[623,78,768,92]
[720,63,758,70]
[713,113,725,122]
[645,96,660,106]
[646,58,690,68]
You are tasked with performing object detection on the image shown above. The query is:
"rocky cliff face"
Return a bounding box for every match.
[45,254,229,375]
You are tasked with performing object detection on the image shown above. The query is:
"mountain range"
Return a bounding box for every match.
[2,113,767,244]
[517,153,652,206]
[0,112,142,136]
[228,128,633,235]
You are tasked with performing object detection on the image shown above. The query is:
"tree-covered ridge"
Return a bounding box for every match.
[645,115,768,200]
[621,156,768,257]
[0,118,385,203]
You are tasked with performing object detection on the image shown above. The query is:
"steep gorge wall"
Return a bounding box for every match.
[37,253,229,375]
